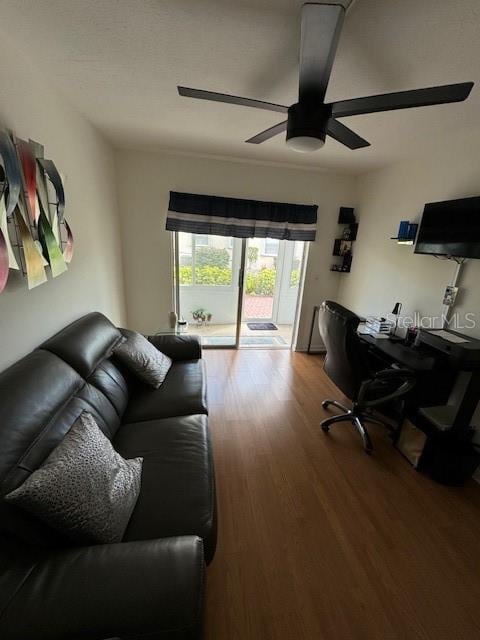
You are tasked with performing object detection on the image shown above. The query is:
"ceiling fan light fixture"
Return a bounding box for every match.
[286,135,325,153]
[286,101,329,153]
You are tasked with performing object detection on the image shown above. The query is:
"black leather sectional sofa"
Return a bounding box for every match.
[0,312,216,640]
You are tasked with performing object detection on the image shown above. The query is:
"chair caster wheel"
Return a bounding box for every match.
[322,401,330,410]
[321,424,330,433]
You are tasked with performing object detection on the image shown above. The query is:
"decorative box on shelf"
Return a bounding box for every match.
[330,207,358,273]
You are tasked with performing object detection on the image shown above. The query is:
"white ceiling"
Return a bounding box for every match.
[1,0,479,173]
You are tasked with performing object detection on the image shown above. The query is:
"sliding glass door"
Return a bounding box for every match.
[239,238,305,348]
[177,232,243,346]
[176,232,305,348]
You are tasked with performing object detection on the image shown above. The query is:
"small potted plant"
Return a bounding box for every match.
[192,308,212,325]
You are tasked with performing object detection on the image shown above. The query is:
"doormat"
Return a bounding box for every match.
[247,322,278,330]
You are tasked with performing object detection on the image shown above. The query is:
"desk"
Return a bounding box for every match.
[358,333,435,371]
[308,305,476,432]
[360,331,480,440]
[310,306,480,482]
[359,332,456,413]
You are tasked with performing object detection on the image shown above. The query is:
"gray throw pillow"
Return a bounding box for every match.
[114,329,172,388]
[5,412,142,545]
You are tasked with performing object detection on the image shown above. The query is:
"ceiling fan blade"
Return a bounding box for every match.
[246,121,288,144]
[330,82,474,118]
[178,86,288,114]
[299,3,345,103]
[327,119,370,149]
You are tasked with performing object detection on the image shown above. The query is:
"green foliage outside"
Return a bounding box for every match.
[179,265,193,285]
[195,266,232,285]
[195,246,230,268]
[245,268,276,296]
[179,264,298,295]
[179,265,232,286]
[247,246,259,266]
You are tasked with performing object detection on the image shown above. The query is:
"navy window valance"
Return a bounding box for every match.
[166,191,317,241]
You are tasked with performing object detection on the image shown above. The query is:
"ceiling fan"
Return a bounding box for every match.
[178,2,474,153]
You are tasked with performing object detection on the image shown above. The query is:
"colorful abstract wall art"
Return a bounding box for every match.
[0,131,74,293]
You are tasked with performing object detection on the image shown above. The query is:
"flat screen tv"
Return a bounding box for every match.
[414,196,480,258]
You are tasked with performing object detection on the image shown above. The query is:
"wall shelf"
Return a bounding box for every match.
[331,208,357,273]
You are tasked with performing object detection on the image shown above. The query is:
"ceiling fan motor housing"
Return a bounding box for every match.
[286,102,331,145]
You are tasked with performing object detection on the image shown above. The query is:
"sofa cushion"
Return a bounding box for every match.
[0,381,127,547]
[123,360,208,423]
[6,412,143,545]
[115,330,172,389]
[0,350,86,545]
[87,358,130,419]
[114,414,216,564]
[0,351,83,488]
[0,536,206,640]
[41,312,124,379]
[39,311,131,435]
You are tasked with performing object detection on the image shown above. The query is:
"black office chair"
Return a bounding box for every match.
[318,300,416,453]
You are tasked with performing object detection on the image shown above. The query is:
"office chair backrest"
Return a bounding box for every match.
[318,300,372,401]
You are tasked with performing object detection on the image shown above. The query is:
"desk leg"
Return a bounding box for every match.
[452,370,480,436]
[307,305,320,354]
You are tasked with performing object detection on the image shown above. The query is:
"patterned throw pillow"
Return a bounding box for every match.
[6,412,142,545]
[114,329,172,388]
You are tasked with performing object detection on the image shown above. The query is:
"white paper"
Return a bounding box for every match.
[358,328,390,339]
[434,330,469,344]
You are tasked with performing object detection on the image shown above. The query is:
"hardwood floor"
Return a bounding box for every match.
[203,349,480,640]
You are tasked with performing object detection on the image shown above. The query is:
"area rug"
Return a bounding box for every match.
[246,322,278,330]
[241,336,286,346]
[201,336,287,347]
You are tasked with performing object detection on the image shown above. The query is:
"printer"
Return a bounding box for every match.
[418,328,480,370]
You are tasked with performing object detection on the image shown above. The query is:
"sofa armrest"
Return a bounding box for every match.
[147,334,202,361]
[0,536,205,640]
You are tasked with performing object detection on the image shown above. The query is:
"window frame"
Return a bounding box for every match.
[262,237,280,257]
[179,232,235,288]
[194,234,209,247]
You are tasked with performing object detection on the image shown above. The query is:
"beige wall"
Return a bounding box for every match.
[115,150,357,349]
[0,33,126,369]
[339,127,480,338]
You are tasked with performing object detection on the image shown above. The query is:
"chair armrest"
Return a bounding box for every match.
[357,367,416,408]
[147,334,202,361]
[0,536,205,640]
[374,367,415,381]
